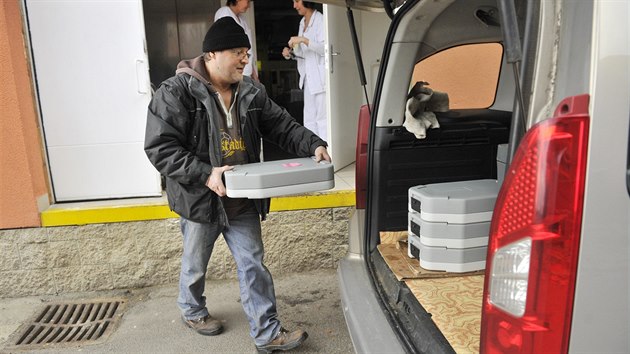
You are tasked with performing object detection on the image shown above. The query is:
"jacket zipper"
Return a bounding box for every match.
[215,90,239,128]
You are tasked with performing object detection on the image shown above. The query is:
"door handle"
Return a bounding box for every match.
[328,45,341,74]
[136,59,149,95]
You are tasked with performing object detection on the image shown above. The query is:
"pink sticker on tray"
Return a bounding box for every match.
[282,162,302,168]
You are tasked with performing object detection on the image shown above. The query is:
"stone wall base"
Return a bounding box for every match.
[0,208,352,298]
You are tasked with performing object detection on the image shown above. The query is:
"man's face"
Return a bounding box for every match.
[208,47,250,85]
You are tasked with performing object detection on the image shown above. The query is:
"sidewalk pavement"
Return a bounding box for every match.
[0,269,354,354]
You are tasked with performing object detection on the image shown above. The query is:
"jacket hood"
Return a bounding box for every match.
[176,56,211,85]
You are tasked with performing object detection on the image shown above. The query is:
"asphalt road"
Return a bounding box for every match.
[0,269,354,354]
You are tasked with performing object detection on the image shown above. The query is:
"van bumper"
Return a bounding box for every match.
[338,254,405,354]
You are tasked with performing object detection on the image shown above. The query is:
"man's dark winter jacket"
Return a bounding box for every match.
[144,56,327,224]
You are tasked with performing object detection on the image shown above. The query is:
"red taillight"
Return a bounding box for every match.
[481,95,590,354]
[356,105,370,209]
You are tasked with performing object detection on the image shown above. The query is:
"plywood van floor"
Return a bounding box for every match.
[377,235,484,281]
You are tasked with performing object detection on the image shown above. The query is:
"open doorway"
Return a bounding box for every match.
[254,2,322,161]
[143,0,221,90]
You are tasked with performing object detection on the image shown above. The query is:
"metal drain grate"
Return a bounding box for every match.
[12,299,126,349]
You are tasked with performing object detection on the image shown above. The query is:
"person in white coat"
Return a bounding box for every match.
[214,0,259,81]
[282,0,327,141]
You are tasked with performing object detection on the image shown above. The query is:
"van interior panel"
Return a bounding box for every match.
[370,109,510,233]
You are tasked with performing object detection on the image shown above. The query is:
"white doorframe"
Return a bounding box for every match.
[324,4,363,171]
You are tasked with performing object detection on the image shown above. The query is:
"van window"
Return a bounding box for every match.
[411,43,503,109]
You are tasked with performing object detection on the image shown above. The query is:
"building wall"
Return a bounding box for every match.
[0,0,49,229]
[0,1,354,299]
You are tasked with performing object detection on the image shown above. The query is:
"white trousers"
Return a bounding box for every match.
[303,79,327,141]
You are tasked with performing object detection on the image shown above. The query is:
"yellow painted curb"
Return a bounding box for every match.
[270,190,355,211]
[41,191,355,227]
[41,204,178,227]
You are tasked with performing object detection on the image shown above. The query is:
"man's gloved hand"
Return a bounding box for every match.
[205,165,234,197]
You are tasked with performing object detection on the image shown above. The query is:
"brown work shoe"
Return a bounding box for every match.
[255,327,308,353]
[181,314,223,336]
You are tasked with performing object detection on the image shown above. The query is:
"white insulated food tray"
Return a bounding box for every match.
[225,157,334,198]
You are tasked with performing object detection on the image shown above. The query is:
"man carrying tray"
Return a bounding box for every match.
[144,17,330,353]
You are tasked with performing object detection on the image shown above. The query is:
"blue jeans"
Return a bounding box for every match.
[177,212,280,345]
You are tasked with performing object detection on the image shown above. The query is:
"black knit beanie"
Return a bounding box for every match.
[203,17,251,52]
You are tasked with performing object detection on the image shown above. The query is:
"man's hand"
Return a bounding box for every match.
[205,165,234,197]
[314,146,331,163]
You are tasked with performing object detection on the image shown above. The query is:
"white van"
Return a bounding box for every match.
[333,0,630,353]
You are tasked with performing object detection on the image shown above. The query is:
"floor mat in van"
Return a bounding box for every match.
[406,276,483,354]
[378,232,484,353]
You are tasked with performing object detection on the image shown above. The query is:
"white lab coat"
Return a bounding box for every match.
[293,10,327,140]
[214,7,258,77]
[293,10,326,95]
